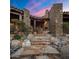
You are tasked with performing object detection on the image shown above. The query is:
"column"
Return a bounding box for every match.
[34,20,36,30]
[23,9,31,27]
[49,3,63,37]
[19,14,22,21]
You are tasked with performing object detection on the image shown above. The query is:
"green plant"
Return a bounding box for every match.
[14,34,21,40]
[63,22,69,34]
[17,21,32,36]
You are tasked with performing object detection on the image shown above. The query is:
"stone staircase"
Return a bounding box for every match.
[11,34,60,59]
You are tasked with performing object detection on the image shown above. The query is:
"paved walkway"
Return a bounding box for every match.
[11,33,69,59]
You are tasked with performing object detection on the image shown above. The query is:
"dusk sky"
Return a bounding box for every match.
[10,0,69,17]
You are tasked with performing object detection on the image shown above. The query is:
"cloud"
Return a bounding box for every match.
[33,7,51,17]
[26,0,47,10]
[30,0,46,10]
[30,2,41,10]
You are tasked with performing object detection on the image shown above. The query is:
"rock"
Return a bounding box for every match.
[27,34,34,40]
[22,39,31,48]
[60,45,69,59]
[11,40,21,47]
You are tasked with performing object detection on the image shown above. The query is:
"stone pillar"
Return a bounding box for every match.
[54,3,63,37]
[19,14,22,21]
[23,9,31,27]
[34,20,36,30]
[49,3,63,37]
[49,4,56,36]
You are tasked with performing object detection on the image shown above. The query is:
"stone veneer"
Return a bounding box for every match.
[49,3,63,37]
[23,9,31,27]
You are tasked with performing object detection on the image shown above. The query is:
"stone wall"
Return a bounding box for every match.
[49,3,63,37]
[23,9,31,27]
